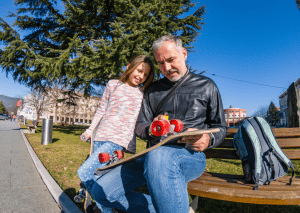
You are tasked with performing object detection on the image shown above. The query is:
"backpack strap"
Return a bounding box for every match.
[254,173,260,190]
[289,164,295,185]
[255,117,295,185]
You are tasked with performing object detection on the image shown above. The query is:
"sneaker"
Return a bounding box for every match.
[92,205,102,213]
[92,205,119,213]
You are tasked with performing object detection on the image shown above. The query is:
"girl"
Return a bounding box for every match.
[77,55,155,213]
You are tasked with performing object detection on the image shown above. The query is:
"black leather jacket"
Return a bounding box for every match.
[135,70,227,149]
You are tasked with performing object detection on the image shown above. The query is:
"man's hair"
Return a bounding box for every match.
[152,34,183,54]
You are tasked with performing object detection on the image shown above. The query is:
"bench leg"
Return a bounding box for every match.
[189,195,198,213]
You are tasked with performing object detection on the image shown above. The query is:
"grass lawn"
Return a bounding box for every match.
[20,122,300,213]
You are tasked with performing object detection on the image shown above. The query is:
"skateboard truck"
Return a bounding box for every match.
[74,187,86,203]
[150,119,183,136]
[99,150,124,164]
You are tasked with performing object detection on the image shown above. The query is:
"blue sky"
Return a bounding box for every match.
[1,0,300,116]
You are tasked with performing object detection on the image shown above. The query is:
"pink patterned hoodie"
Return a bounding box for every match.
[85,80,144,153]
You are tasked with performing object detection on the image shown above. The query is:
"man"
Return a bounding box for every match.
[91,35,227,213]
[134,34,227,212]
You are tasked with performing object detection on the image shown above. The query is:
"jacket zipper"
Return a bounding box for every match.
[173,91,176,119]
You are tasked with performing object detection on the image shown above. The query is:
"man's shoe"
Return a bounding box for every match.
[112,208,118,213]
[92,205,119,213]
[92,205,102,213]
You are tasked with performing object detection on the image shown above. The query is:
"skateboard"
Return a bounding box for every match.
[74,118,102,213]
[94,127,220,176]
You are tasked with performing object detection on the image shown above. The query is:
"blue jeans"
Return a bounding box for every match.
[77,141,123,213]
[90,145,206,213]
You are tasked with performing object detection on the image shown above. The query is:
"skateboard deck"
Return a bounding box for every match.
[94,128,220,176]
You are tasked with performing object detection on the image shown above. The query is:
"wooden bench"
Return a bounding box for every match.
[26,120,39,133]
[187,127,300,206]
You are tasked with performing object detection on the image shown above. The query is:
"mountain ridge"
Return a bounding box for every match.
[0,94,22,113]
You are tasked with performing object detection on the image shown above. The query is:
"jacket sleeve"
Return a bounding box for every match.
[135,90,155,141]
[206,82,227,149]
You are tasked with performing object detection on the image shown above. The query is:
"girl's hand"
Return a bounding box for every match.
[80,132,91,142]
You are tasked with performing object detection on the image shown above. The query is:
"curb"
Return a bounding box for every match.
[19,124,82,213]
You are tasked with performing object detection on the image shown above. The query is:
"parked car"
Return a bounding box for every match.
[3,114,10,120]
[0,114,5,120]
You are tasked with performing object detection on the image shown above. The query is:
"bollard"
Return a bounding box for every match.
[41,119,53,145]
[23,117,26,125]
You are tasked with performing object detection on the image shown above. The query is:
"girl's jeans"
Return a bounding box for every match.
[89,145,206,213]
[77,141,123,213]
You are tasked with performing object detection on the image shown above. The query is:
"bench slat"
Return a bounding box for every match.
[226,127,300,137]
[272,128,300,137]
[194,173,300,188]
[205,149,300,160]
[187,182,300,205]
[188,173,300,205]
[220,138,300,149]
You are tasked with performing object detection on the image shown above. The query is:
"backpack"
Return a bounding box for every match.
[233,116,295,190]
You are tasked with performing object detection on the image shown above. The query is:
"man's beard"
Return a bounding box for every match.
[165,69,183,82]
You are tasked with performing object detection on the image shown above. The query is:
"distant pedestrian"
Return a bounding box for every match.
[13,115,16,121]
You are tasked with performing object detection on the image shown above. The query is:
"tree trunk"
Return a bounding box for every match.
[287,82,300,127]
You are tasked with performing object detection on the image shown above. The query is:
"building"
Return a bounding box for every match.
[224,105,247,127]
[17,94,38,120]
[18,91,100,125]
[279,77,300,127]
[43,92,100,125]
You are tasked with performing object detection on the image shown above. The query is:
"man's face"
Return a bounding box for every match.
[154,41,188,82]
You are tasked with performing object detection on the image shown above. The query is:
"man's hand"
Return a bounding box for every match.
[153,114,169,122]
[177,128,210,152]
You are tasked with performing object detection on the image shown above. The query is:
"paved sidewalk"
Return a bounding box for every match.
[0,120,81,213]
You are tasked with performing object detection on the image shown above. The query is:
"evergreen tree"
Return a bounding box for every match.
[0,101,6,114]
[267,101,279,126]
[0,0,205,96]
[297,0,300,11]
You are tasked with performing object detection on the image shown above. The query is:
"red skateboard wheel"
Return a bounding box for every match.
[150,120,170,136]
[169,119,184,132]
[114,150,124,159]
[99,152,110,163]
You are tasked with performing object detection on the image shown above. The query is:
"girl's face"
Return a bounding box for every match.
[127,62,151,87]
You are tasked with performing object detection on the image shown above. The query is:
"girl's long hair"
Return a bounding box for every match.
[119,55,155,92]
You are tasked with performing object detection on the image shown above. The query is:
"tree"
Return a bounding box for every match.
[252,105,268,118]
[0,101,7,114]
[57,90,80,124]
[266,101,279,126]
[297,0,300,11]
[0,0,205,96]
[43,80,68,123]
[24,89,52,121]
